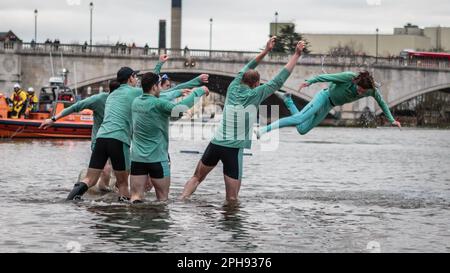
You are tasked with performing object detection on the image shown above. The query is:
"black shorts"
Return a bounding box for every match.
[130,161,170,178]
[201,142,243,180]
[89,138,130,171]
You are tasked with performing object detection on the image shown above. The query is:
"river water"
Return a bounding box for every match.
[0,127,449,252]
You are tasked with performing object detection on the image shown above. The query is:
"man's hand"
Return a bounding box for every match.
[39,119,54,129]
[265,36,276,53]
[182,89,192,96]
[298,82,310,92]
[392,120,402,128]
[201,86,210,96]
[159,54,169,63]
[199,74,209,83]
[295,40,306,56]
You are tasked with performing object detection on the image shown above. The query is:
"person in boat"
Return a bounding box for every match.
[180,37,306,202]
[39,80,121,192]
[25,87,39,116]
[130,73,209,203]
[256,71,401,138]
[7,83,28,119]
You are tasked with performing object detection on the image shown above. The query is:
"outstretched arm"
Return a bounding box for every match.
[164,74,209,92]
[373,89,401,128]
[39,95,98,129]
[158,87,209,117]
[299,72,357,91]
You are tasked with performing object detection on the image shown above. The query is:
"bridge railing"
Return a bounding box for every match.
[1,41,449,70]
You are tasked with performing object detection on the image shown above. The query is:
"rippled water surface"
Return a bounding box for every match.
[1,127,449,252]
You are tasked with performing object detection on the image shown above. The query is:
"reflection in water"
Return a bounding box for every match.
[86,202,171,251]
[217,202,258,251]
[1,128,450,252]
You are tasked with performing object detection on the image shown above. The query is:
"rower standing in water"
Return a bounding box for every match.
[65,54,210,201]
[130,73,209,203]
[257,71,401,137]
[39,80,121,191]
[180,37,306,202]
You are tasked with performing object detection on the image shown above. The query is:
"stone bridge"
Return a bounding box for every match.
[1,41,450,121]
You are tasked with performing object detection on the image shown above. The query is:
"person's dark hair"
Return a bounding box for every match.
[242,70,260,88]
[118,77,128,84]
[108,80,120,93]
[141,72,160,93]
[353,71,375,90]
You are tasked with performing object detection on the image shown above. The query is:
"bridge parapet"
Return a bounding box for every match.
[1,41,449,71]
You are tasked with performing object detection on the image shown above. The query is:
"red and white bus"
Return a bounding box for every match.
[400,49,450,68]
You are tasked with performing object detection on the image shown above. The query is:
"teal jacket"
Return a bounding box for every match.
[131,88,206,163]
[60,92,108,150]
[306,72,395,122]
[212,58,291,149]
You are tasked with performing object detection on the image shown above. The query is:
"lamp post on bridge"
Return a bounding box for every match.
[376,27,379,64]
[34,9,38,43]
[274,11,279,36]
[89,2,93,51]
[209,18,213,56]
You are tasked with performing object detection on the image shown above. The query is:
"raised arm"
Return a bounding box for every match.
[373,89,401,128]
[228,36,277,89]
[153,54,169,75]
[250,41,305,104]
[39,95,98,129]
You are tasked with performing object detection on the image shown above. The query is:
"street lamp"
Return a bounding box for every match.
[274,11,279,36]
[89,2,93,49]
[209,18,213,53]
[376,28,379,63]
[34,9,38,42]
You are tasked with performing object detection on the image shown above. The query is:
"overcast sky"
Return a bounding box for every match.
[1,0,449,51]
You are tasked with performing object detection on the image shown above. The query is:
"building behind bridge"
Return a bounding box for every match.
[301,24,450,57]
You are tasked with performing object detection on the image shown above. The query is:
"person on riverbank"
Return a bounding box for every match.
[180,37,306,202]
[130,72,209,203]
[257,71,401,138]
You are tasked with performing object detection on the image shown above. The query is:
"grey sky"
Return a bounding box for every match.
[0,0,449,51]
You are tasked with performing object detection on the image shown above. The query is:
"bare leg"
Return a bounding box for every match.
[114,170,130,198]
[151,177,171,201]
[180,161,215,199]
[96,160,112,191]
[224,175,241,202]
[130,175,147,202]
[145,176,154,192]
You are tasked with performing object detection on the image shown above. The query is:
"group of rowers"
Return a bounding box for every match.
[39,36,401,203]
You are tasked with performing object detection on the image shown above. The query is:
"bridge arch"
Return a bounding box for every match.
[376,83,450,115]
[69,68,314,102]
